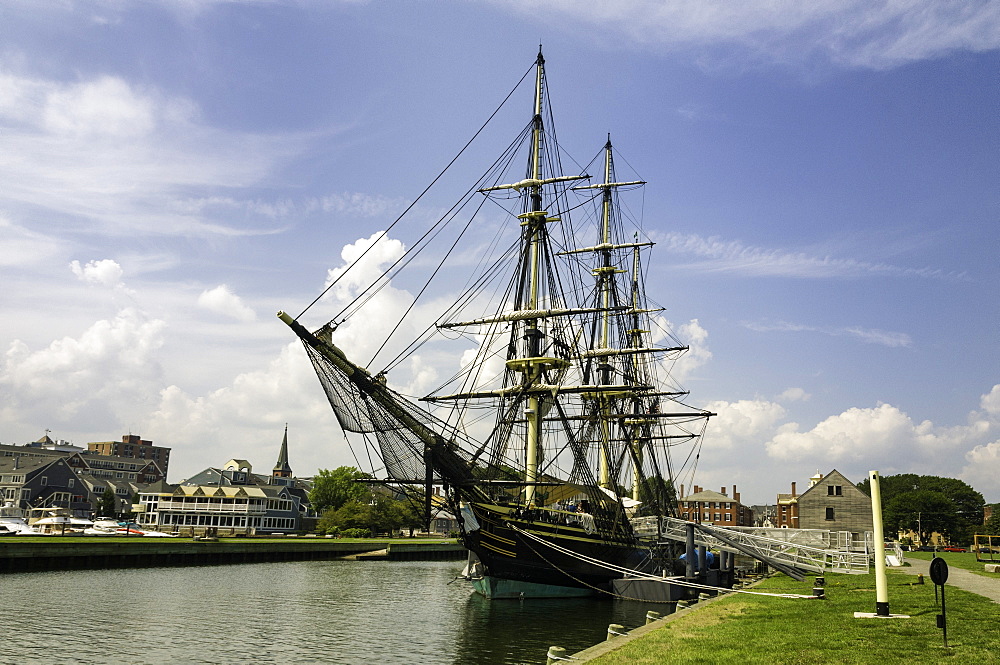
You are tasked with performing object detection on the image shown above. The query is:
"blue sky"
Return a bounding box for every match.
[1,1,998,505]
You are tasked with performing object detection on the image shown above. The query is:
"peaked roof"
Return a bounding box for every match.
[273,424,292,475]
[0,456,59,474]
[680,489,732,502]
[798,468,866,499]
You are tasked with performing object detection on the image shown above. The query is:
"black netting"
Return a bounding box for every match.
[304,342,481,484]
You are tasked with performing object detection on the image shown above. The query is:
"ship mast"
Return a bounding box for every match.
[596,138,616,490]
[522,49,549,506]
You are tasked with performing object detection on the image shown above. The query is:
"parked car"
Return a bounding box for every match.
[942,546,966,552]
[915,545,936,552]
[976,546,998,554]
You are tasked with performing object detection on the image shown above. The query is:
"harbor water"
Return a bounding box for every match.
[1,559,673,664]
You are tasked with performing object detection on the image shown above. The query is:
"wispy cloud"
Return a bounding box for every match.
[656,232,968,281]
[743,320,912,348]
[0,68,308,239]
[492,1,1000,69]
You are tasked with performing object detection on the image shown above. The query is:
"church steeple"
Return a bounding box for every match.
[272,424,293,478]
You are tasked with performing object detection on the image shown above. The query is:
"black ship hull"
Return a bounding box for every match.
[460,502,650,598]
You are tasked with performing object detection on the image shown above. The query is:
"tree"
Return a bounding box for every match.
[637,475,678,518]
[857,473,985,545]
[317,492,417,536]
[883,490,956,545]
[309,466,369,514]
[96,488,117,517]
[983,504,1000,536]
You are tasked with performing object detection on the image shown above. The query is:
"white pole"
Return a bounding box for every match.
[870,470,889,616]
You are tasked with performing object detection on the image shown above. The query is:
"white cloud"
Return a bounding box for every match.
[70,258,125,288]
[764,402,991,466]
[670,318,712,385]
[43,76,156,138]
[981,384,1000,415]
[778,387,811,402]
[323,232,407,299]
[961,440,1000,495]
[1,307,166,428]
[141,341,345,480]
[703,398,787,450]
[314,232,431,369]
[198,285,257,323]
[493,1,1000,69]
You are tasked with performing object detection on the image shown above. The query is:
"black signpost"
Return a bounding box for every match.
[929,556,949,648]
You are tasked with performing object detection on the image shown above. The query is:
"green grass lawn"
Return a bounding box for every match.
[588,570,999,664]
[906,551,1000,578]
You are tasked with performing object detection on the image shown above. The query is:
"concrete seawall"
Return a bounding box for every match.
[0,537,467,573]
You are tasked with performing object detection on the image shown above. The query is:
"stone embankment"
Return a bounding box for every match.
[0,537,466,573]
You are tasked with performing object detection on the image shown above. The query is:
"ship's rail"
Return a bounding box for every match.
[632,516,870,575]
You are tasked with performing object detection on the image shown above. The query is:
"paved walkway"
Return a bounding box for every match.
[892,558,1000,603]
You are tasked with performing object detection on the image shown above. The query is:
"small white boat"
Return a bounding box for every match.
[32,515,94,534]
[0,502,39,535]
[86,518,177,537]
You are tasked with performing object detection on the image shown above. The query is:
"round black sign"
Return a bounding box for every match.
[929,557,949,585]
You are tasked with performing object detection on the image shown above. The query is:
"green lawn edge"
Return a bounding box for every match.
[584,570,999,664]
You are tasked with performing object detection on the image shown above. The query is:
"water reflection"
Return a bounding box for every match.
[0,560,674,665]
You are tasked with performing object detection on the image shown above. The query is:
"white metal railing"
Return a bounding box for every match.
[632,516,870,575]
[154,501,265,514]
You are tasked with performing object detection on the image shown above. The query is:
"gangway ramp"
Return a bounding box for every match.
[632,516,870,575]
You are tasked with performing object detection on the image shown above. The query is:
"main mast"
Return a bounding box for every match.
[523,50,546,506]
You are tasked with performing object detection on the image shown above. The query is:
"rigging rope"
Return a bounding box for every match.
[296,61,536,320]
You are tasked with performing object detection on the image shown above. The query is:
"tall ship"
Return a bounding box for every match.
[279,49,714,598]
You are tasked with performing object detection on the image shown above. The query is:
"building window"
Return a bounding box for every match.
[725,513,731,522]
[825,507,835,520]
[827,485,843,496]
[40,476,48,486]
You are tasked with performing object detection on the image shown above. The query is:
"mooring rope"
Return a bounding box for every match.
[509,525,817,599]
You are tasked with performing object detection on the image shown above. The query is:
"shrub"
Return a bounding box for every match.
[341,528,371,538]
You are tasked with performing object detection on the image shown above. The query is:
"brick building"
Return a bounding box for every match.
[776,481,801,528]
[87,434,171,475]
[677,484,754,527]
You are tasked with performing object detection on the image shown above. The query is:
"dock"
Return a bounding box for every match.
[0,537,467,573]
